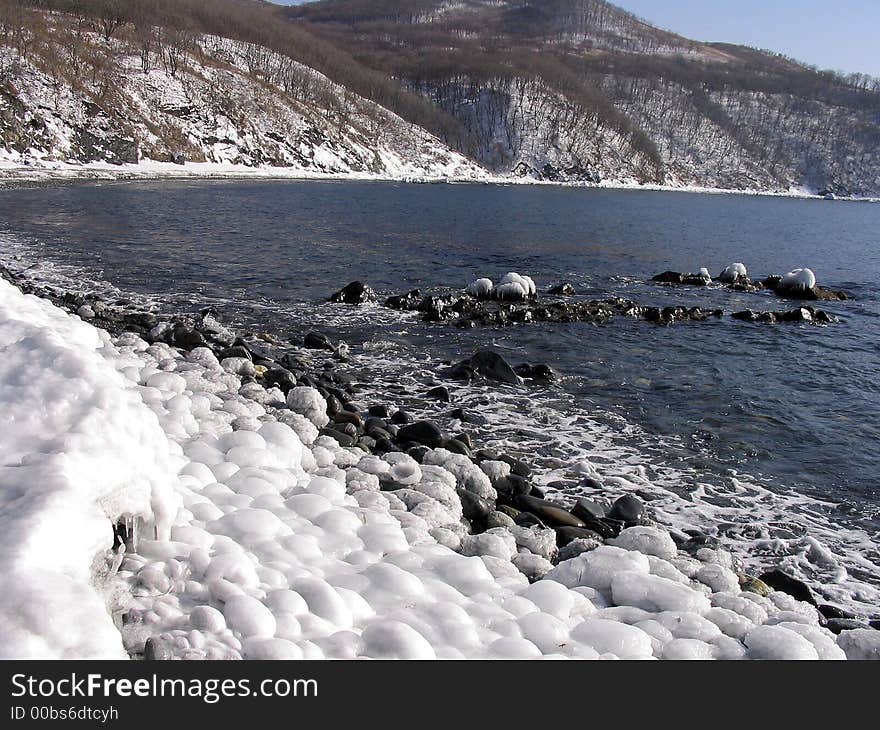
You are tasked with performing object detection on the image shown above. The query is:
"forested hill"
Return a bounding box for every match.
[285,0,880,195]
[1,0,879,194]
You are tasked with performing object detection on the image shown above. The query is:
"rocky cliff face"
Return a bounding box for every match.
[0,20,483,180]
[289,0,880,195]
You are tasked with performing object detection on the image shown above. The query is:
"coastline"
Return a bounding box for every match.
[1,258,879,659]
[2,159,878,203]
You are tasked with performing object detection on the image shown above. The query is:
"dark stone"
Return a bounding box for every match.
[443,438,471,456]
[390,409,412,425]
[396,421,444,448]
[514,512,548,529]
[320,428,356,447]
[329,281,376,305]
[144,637,171,661]
[324,394,343,417]
[514,363,558,383]
[332,422,358,439]
[555,526,605,547]
[373,437,396,453]
[825,618,871,634]
[219,345,252,361]
[515,494,586,529]
[358,436,376,451]
[368,405,391,418]
[499,455,532,478]
[453,433,473,449]
[571,498,607,522]
[451,351,522,385]
[385,290,422,310]
[334,410,364,429]
[123,311,159,329]
[304,331,334,350]
[171,325,207,350]
[818,604,861,621]
[457,489,492,521]
[549,282,576,296]
[608,494,646,524]
[407,445,430,463]
[427,385,451,402]
[758,569,817,606]
[494,475,532,502]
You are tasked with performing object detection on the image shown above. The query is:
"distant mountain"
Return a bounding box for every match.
[2,0,878,194]
[285,0,880,194]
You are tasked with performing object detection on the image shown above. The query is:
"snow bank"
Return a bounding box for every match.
[0,280,179,658]
[0,280,867,660]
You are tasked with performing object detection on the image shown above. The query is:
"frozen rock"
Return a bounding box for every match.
[611,571,711,614]
[544,545,651,593]
[610,526,677,560]
[744,625,820,660]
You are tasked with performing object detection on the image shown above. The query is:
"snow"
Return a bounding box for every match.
[719,262,748,282]
[466,278,494,298]
[0,279,874,660]
[781,268,817,291]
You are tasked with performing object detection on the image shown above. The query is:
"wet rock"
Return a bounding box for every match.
[390,409,413,425]
[329,281,376,305]
[607,494,646,525]
[515,495,586,529]
[320,428,356,447]
[304,331,334,350]
[171,325,207,350]
[427,385,451,402]
[555,526,605,547]
[385,289,422,310]
[494,474,532,503]
[548,282,576,296]
[124,311,159,330]
[652,270,711,286]
[514,363,558,383]
[758,569,817,606]
[826,618,872,635]
[457,489,492,522]
[499,455,532,478]
[368,405,391,419]
[396,421,444,448]
[218,345,252,361]
[451,351,523,385]
[443,438,471,456]
[571,498,607,523]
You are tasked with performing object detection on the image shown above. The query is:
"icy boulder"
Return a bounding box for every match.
[544,545,651,593]
[0,280,179,658]
[466,278,494,299]
[611,571,712,614]
[609,526,677,561]
[781,268,817,292]
[719,263,748,283]
[286,386,329,429]
[494,282,527,301]
[837,629,880,660]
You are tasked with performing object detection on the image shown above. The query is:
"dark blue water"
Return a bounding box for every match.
[1,179,879,526]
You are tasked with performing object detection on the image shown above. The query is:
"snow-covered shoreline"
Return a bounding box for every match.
[2,266,879,660]
[2,160,879,203]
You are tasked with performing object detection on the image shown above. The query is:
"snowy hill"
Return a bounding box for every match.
[0,10,484,180]
[289,0,880,195]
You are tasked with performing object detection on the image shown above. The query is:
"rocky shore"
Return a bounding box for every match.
[2,260,878,660]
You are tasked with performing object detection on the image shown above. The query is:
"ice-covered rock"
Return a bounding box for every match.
[466,278,494,299]
[781,268,817,292]
[718,262,748,283]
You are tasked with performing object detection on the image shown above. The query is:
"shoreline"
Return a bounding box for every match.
[1,160,878,203]
[2,257,879,659]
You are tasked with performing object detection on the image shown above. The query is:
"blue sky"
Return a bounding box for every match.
[273,1,880,77]
[615,0,880,76]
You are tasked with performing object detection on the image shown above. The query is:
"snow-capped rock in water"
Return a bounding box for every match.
[466,278,494,299]
[719,263,749,283]
[500,272,537,298]
[781,268,817,292]
[0,278,872,660]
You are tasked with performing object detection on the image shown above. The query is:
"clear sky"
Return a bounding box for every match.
[610,0,880,77]
[273,1,880,77]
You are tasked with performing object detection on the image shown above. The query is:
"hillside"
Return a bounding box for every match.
[286,0,880,195]
[1,0,879,194]
[0,1,484,179]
